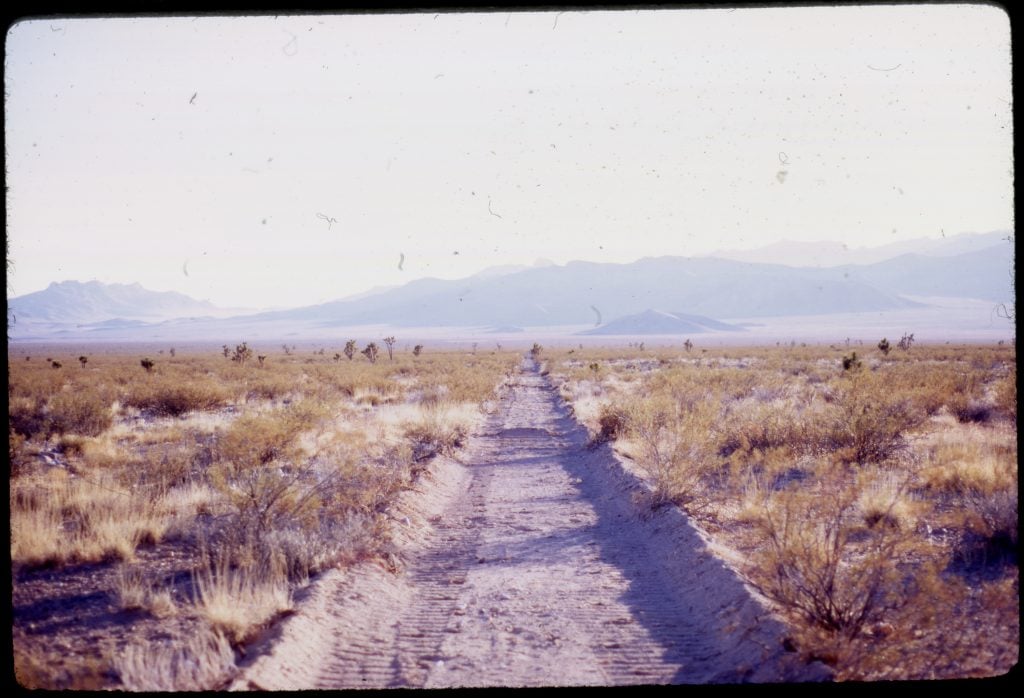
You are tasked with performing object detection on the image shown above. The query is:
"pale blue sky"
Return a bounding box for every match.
[5,6,1013,308]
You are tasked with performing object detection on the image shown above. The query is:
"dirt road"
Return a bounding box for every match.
[233,359,827,688]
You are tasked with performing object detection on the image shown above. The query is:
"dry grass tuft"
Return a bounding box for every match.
[402,401,478,461]
[192,552,292,645]
[115,564,177,618]
[115,627,237,691]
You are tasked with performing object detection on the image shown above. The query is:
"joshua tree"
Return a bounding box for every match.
[51,360,62,369]
[683,339,693,352]
[383,336,396,361]
[362,342,379,364]
[897,332,915,351]
[472,342,478,354]
[877,338,891,356]
[281,344,292,356]
[78,356,88,366]
[530,342,543,358]
[841,352,862,371]
[257,355,266,367]
[413,344,423,357]
[231,342,253,365]
[333,353,342,362]
[222,344,230,359]
[140,358,155,373]
[344,340,357,361]
[169,347,176,358]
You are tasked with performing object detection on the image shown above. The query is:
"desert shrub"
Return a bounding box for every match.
[717,402,803,458]
[958,487,1018,567]
[942,368,988,422]
[241,372,295,401]
[56,434,89,457]
[993,365,1016,420]
[9,426,32,475]
[747,478,915,640]
[214,402,320,467]
[921,438,1018,567]
[841,352,862,371]
[209,402,334,552]
[820,375,925,464]
[46,391,113,437]
[9,396,48,439]
[596,403,628,442]
[210,462,325,543]
[8,365,64,401]
[403,402,472,461]
[329,444,413,519]
[622,394,717,509]
[123,381,230,417]
[948,397,993,424]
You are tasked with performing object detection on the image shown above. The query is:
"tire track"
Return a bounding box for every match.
[233,358,829,688]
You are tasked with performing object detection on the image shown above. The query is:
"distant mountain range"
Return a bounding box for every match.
[7,233,1014,341]
[7,281,256,335]
[579,310,743,335]
[707,230,1010,268]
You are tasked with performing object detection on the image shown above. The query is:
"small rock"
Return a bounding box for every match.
[869,622,895,638]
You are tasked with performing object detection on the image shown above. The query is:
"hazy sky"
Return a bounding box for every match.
[5,6,1013,309]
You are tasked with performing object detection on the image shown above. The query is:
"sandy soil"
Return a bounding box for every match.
[231,359,830,688]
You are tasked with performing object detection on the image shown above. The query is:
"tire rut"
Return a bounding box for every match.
[234,359,828,688]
